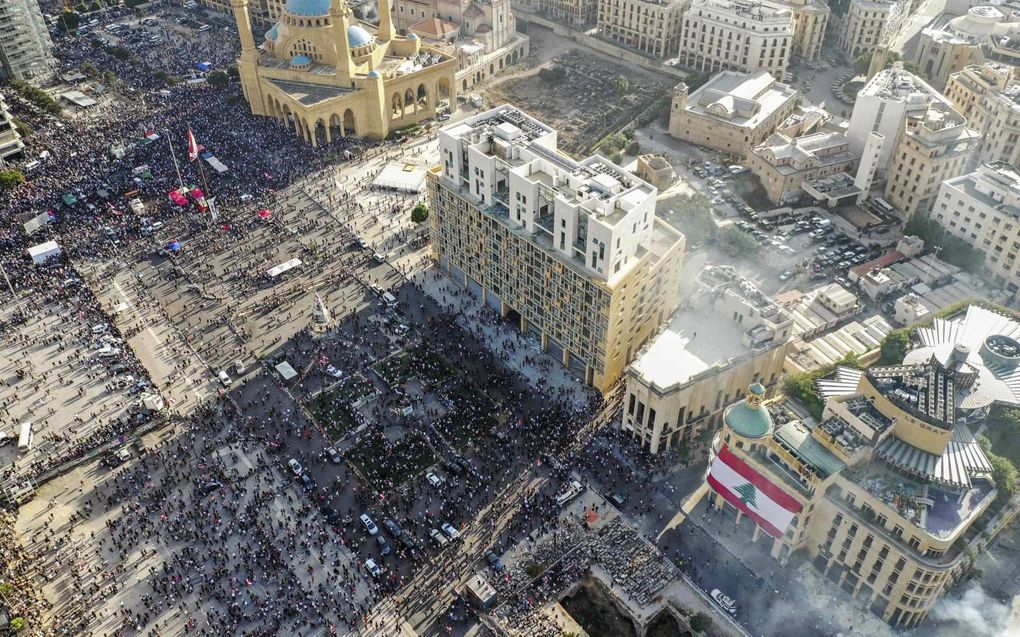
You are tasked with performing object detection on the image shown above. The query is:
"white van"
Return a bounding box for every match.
[18,421,32,451]
[382,291,397,306]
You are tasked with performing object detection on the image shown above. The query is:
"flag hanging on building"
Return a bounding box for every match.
[187,128,199,162]
[707,445,802,538]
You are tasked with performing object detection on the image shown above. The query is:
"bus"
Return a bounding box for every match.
[18,421,32,451]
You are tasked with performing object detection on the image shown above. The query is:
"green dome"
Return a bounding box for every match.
[749,382,766,395]
[725,400,773,439]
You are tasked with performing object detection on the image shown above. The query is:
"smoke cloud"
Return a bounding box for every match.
[931,584,1020,637]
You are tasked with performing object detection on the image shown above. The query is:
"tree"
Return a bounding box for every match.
[614,75,630,96]
[10,617,25,631]
[879,328,911,364]
[0,169,25,191]
[56,10,81,32]
[852,53,870,76]
[537,66,566,83]
[625,140,640,156]
[208,70,229,87]
[102,70,118,89]
[689,612,711,633]
[903,213,985,272]
[411,203,429,224]
[81,62,99,77]
[717,226,759,258]
[990,454,1018,499]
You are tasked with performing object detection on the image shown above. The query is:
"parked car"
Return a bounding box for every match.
[430,528,449,548]
[217,370,231,386]
[299,474,317,491]
[376,536,391,556]
[365,558,383,577]
[484,549,505,573]
[288,458,303,476]
[325,446,342,464]
[711,589,738,615]
[361,513,379,535]
[383,517,403,538]
[425,471,443,487]
[440,522,460,541]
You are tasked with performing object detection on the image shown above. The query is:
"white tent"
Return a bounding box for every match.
[205,156,228,174]
[28,240,61,264]
[275,361,298,380]
[371,162,427,193]
[267,258,302,278]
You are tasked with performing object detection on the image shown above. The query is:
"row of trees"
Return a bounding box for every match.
[662,194,761,259]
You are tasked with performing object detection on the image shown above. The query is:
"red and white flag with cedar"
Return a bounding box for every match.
[187,128,199,162]
[707,445,802,538]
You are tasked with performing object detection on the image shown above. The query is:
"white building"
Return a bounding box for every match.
[933,162,1020,292]
[0,0,54,81]
[833,0,897,59]
[677,0,794,76]
[596,0,688,59]
[945,62,1020,167]
[846,64,951,175]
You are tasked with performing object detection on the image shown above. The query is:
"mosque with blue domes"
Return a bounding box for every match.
[231,0,458,143]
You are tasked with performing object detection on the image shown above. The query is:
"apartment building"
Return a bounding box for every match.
[748,131,858,204]
[596,0,687,58]
[945,62,1020,167]
[933,162,1020,291]
[429,106,686,393]
[668,71,798,157]
[677,0,794,76]
[847,64,953,175]
[0,0,54,81]
[833,0,896,59]
[537,0,598,27]
[784,0,828,60]
[709,304,1018,628]
[0,90,23,160]
[623,265,793,454]
[884,101,981,219]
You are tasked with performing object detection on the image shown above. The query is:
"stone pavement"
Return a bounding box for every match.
[414,266,589,409]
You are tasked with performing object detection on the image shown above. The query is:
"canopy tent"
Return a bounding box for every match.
[168,191,188,206]
[267,258,302,278]
[166,240,182,252]
[28,240,61,264]
[257,209,272,220]
[144,130,160,141]
[128,199,145,215]
[22,210,56,236]
[275,362,298,380]
[61,193,77,206]
[195,61,212,72]
[370,162,428,193]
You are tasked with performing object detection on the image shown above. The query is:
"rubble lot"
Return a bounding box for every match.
[484,47,671,155]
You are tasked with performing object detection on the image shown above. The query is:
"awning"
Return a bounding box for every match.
[267,258,302,278]
[275,361,298,380]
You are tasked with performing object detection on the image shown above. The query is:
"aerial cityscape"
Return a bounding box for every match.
[0,0,1019,632]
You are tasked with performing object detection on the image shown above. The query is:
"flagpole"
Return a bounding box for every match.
[163,128,184,191]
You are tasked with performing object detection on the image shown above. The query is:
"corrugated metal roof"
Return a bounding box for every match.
[876,426,990,490]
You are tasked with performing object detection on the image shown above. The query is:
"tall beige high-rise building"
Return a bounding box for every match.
[944,62,1020,167]
[0,0,54,82]
[884,101,981,219]
[596,0,687,58]
[429,105,686,393]
[706,304,1019,628]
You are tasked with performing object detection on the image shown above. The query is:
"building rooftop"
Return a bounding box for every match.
[753,131,856,176]
[942,161,1020,219]
[686,71,798,130]
[630,265,789,391]
[774,420,846,477]
[903,304,1020,410]
[858,64,947,106]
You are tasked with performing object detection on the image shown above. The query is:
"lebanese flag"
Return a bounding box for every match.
[187,128,199,162]
[707,445,802,538]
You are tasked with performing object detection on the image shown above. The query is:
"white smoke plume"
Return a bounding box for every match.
[931,584,1020,637]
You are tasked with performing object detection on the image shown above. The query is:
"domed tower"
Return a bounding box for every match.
[721,383,774,446]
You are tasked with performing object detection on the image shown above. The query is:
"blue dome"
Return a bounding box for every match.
[408,32,418,40]
[291,54,312,65]
[348,24,373,47]
[286,0,329,16]
[724,399,773,439]
[265,23,279,41]
[367,70,380,78]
